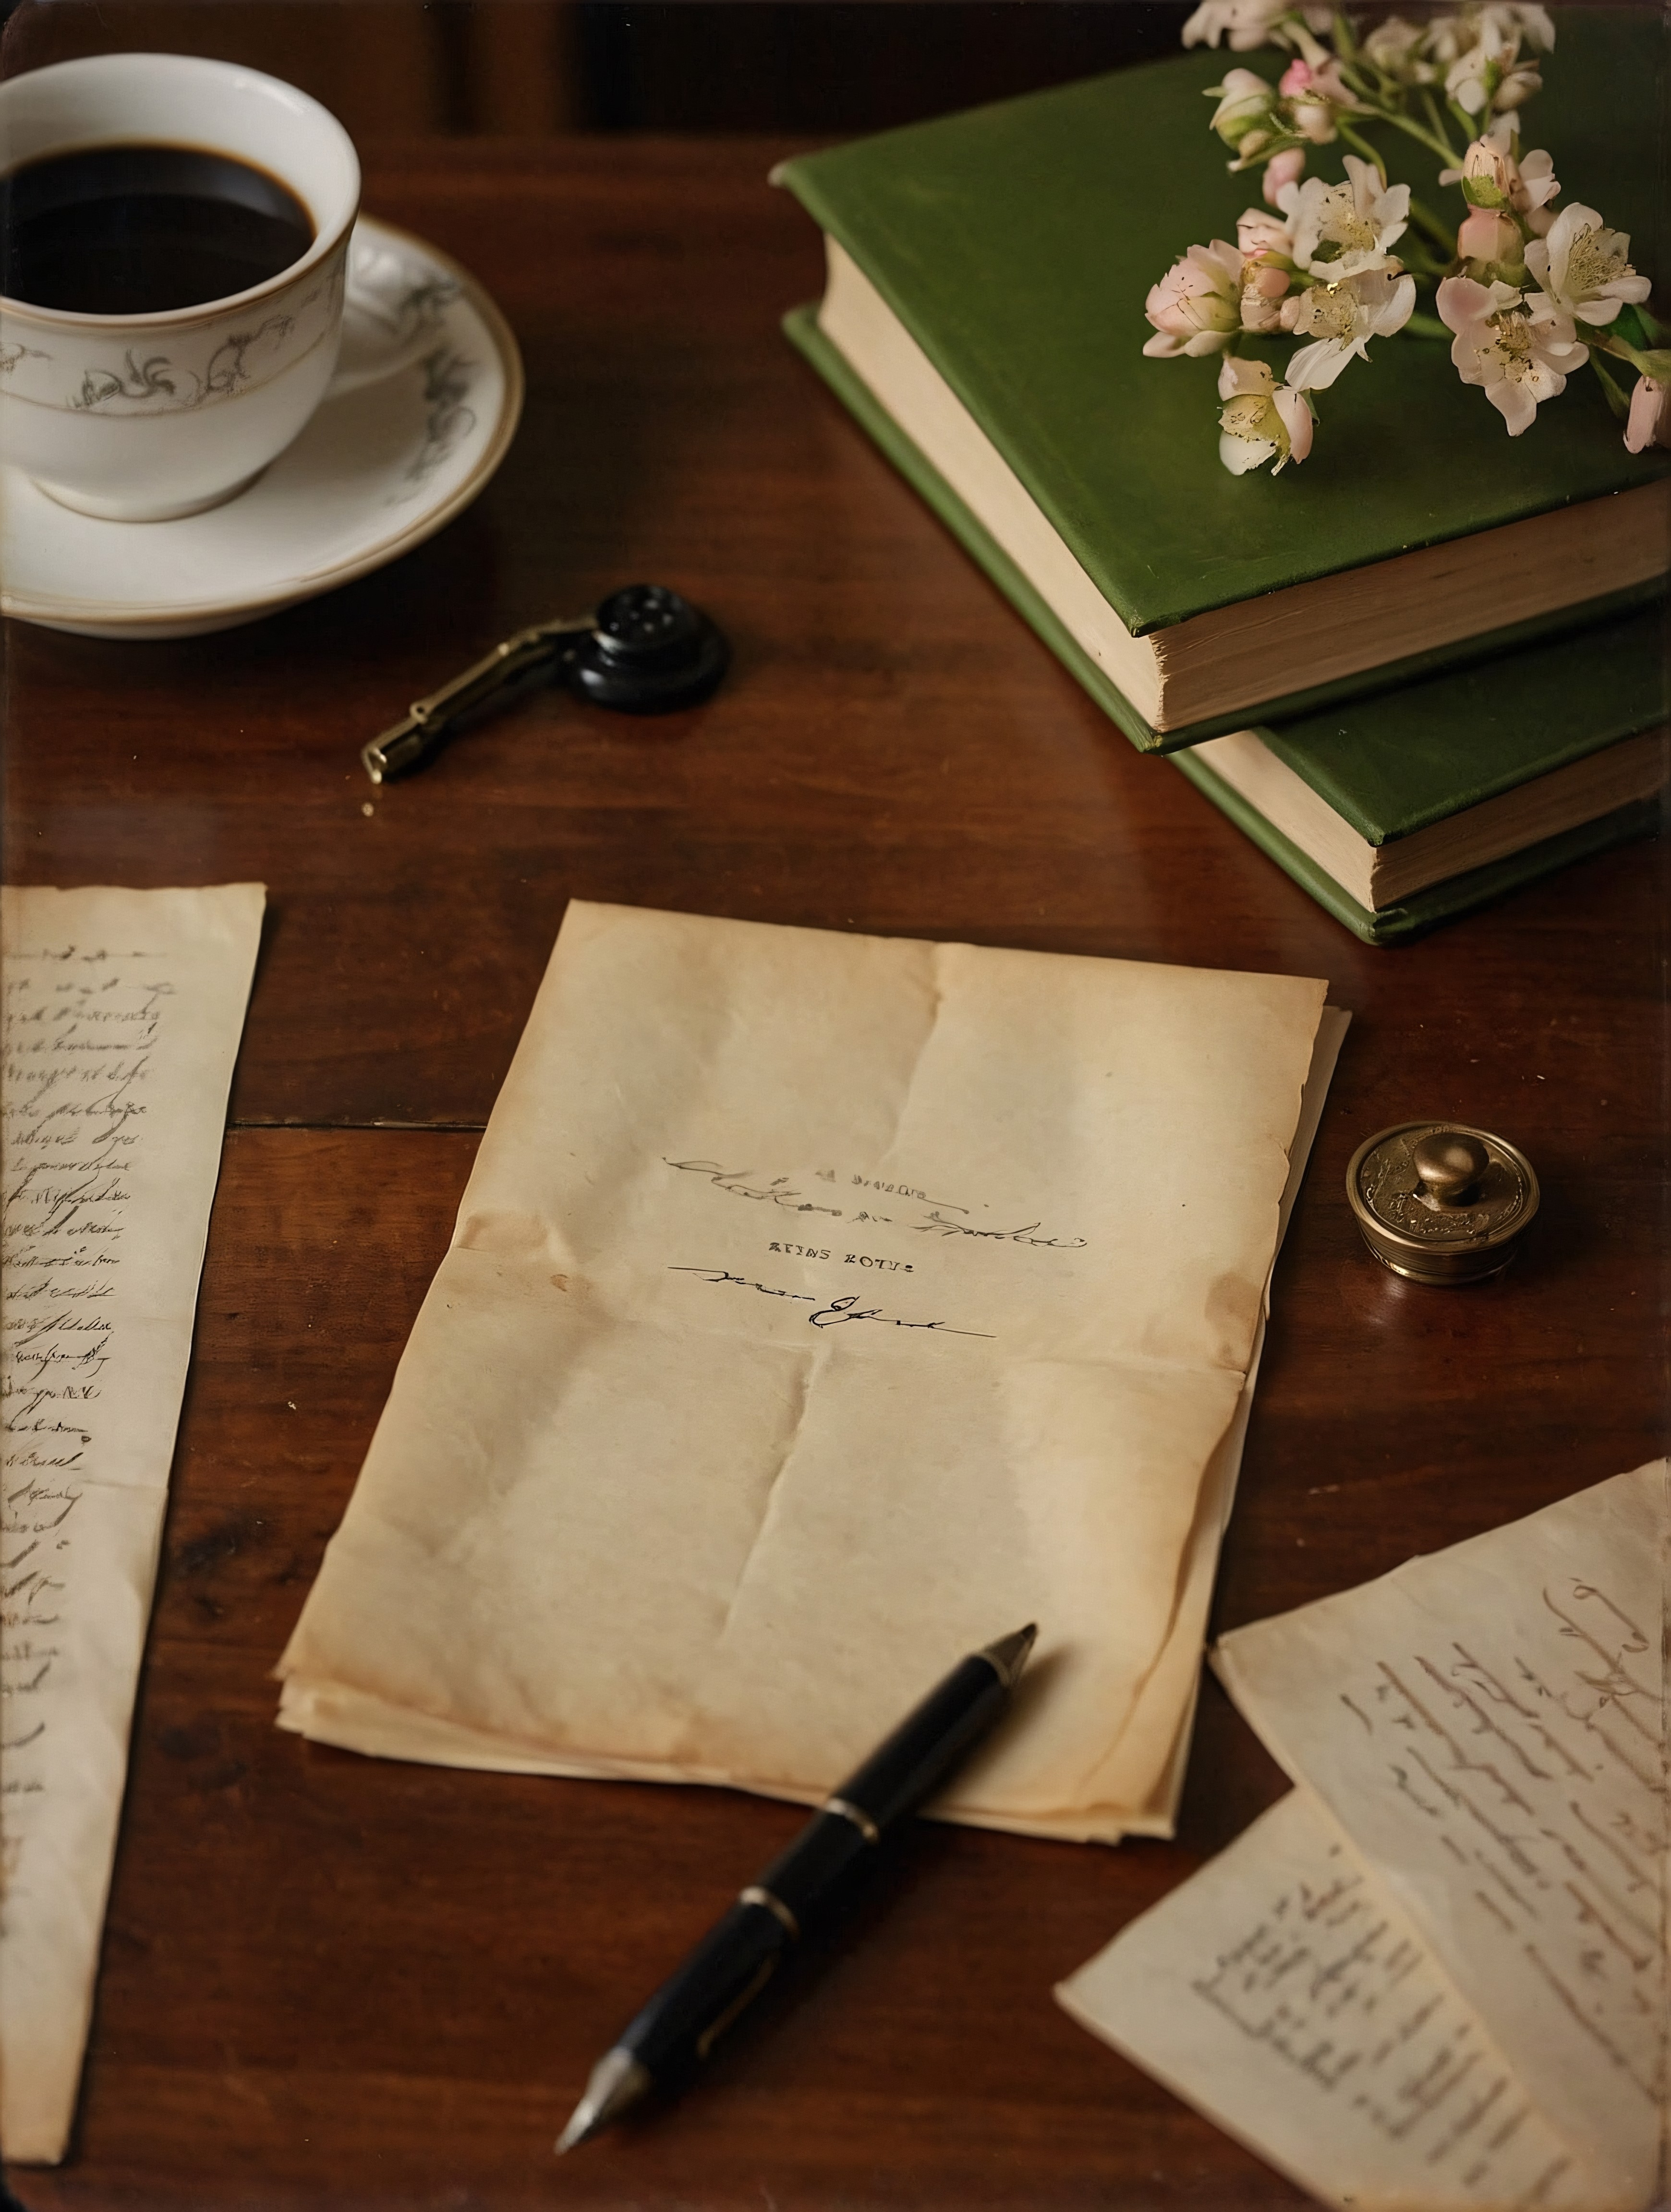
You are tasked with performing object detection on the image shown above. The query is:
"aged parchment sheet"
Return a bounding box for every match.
[1215,1464,1669,2209]
[1058,1786,1616,2212]
[1,884,264,2165]
[279,902,1335,1839]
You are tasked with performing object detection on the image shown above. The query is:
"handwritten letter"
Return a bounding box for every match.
[1215,1464,1668,2207]
[1058,1787,1617,2210]
[1,884,262,2164]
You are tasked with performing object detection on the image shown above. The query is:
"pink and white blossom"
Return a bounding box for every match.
[1361,16,1436,82]
[1142,240,1246,357]
[1524,204,1651,325]
[1442,120,1560,234]
[1433,5,1552,116]
[1216,355,1313,472]
[1183,0,1331,52]
[1262,146,1307,204]
[1425,7,1555,67]
[1624,375,1671,454]
[1513,151,1560,234]
[1240,258,1293,331]
[1282,266,1418,388]
[1281,155,1410,278]
[1437,273,1587,433]
[1237,204,1295,257]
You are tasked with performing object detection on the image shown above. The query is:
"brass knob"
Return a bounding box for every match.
[1411,1130,1489,1210]
[1346,1121,1538,1285]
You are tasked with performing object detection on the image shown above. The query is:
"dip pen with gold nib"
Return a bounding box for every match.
[557,1623,1039,2152]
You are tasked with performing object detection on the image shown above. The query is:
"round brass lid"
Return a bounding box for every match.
[1346,1121,1539,1286]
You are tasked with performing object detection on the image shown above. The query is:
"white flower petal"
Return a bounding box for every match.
[1372,274,1418,334]
[1271,385,1314,461]
[1487,379,1538,433]
[1285,335,1356,389]
[1220,430,1278,473]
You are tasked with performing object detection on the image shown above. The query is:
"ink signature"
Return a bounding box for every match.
[664,1160,844,1217]
[667,1266,995,1339]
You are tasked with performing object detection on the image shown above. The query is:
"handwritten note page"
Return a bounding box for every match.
[1058,1787,1616,2211]
[279,902,1332,1840]
[1215,1464,1668,2208]
[1,884,263,2165]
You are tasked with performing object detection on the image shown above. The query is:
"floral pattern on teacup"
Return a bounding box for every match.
[393,346,479,501]
[0,242,348,416]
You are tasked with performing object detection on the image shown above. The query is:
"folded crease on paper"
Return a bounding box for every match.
[277,901,1344,1841]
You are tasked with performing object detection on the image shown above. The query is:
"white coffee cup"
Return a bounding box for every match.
[0,54,393,521]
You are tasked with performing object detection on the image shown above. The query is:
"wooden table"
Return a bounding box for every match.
[6,134,1665,2212]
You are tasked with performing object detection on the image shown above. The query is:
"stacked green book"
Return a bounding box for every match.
[775,8,1669,943]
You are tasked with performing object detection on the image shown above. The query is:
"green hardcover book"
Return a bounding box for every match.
[775,7,1671,753]
[787,302,1667,944]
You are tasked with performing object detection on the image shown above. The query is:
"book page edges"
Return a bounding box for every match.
[1194,724,1671,909]
[816,239,1671,734]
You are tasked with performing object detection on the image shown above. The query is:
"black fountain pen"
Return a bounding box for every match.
[557,1622,1038,2152]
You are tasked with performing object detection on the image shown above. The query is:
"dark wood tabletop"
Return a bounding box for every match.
[5,116,1666,2212]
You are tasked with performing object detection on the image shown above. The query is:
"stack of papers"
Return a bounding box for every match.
[1059,1462,1669,2208]
[278,902,1343,1841]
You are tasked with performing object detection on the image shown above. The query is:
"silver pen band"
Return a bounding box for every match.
[739,1884,800,1938]
[822,1795,881,1845]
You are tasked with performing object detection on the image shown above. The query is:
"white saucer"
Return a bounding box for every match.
[0,219,523,639]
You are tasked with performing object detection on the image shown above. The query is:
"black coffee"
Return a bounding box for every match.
[0,143,314,314]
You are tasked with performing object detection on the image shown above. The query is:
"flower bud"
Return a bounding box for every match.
[1458,207,1522,265]
[1209,69,1277,149]
[1494,62,1542,112]
[1262,147,1306,207]
[1460,134,1514,204]
[1293,100,1339,144]
[1624,375,1671,455]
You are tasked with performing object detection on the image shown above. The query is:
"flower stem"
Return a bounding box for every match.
[1366,104,1468,167]
[1589,353,1632,421]
[1597,331,1671,380]
[1420,88,1463,163]
[1335,120,1387,180]
[1407,194,1456,253]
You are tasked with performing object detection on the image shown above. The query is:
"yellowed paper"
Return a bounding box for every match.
[1215,1464,1669,2209]
[279,902,1330,1838]
[1058,1787,1617,2211]
[1,883,264,2165]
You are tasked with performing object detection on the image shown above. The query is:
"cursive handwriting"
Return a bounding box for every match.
[1336,1569,1666,2120]
[667,1267,995,1338]
[2,945,173,1935]
[909,1209,1088,1250]
[1181,1813,1575,2197]
[665,1157,1088,1250]
[664,1160,844,1217]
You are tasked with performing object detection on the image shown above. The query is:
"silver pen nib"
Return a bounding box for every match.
[976,1623,1038,1691]
[555,2046,651,2153]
